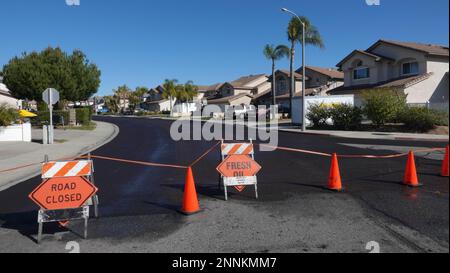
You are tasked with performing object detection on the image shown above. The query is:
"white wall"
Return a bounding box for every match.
[292,95,355,125]
[405,60,449,104]
[0,94,19,109]
[0,123,32,142]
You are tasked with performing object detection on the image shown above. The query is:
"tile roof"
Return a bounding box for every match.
[197,83,224,92]
[337,50,396,67]
[230,74,267,88]
[268,70,306,81]
[297,66,344,80]
[327,73,434,94]
[207,93,252,105]
[369,40,449,57]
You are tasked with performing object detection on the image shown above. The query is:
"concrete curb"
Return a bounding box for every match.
[279,129,449,142]
[0,121,120,192]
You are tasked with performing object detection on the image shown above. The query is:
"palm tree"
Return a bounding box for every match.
[263,44,290,107]
[287,16,324,117]
[162,79,178,115]
[129,86,149,112]
[176,81,198,103]
[113,85,131,113]
[103,95,119,114]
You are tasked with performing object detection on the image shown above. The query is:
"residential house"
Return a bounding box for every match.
[254,70,308,113]
[328,39,449,109]
[197,83,224,101]
[141,85,176,113]
[206,74,270,111]
[297,66,344,96]
[0,79,19,109]
[216,74,270,98]
[207,93,253,115]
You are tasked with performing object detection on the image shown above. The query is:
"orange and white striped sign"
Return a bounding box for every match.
[221,143,254,156]
[41,160,93,179]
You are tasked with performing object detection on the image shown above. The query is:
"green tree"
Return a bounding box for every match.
[176,81,198,103]
[129,86,149,111]
[162,79,178,115]
[2,47,101,102]
[103,96,119,114]
[287,16,324,117]
[263,44,290,107]
[113,85,131,113]
[0,103,19,126]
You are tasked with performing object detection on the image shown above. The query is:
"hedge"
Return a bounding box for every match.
[33,107,92,126]
[33,110,70,126]
[75,107,92,125]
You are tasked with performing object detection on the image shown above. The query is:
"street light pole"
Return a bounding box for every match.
[281,8,307,131]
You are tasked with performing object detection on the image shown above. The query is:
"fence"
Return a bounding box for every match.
[408,102,449,114]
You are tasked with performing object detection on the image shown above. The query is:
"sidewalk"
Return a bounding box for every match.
[0,121,119,191]
[279,127,449,142]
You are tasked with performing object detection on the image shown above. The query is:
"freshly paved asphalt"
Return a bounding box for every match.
[0,116,448,252]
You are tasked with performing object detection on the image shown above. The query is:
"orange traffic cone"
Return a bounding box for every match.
[328,153,343,192]
[180,167,201,215]
[404,151,421,187]
[441,145,449,177]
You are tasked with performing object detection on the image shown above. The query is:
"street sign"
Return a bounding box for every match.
[42,160,93,179]
[217,154,261,178]
[29,176,98,211]
[42,88,60,145]
[42,88,60,105]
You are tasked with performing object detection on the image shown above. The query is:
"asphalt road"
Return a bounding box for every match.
[0,116,448,253]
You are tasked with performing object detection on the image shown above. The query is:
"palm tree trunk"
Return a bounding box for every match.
[289,41,296,119]
[169,95,173,116]
[272,60,276,107]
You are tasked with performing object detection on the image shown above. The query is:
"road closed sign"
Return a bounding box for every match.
[29,176,98,210]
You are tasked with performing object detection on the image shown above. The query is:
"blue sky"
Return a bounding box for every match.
[1,0,448,96]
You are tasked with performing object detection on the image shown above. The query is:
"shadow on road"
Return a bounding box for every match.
[0,211,68,243]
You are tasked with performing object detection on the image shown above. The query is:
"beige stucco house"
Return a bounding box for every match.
[142,85,177,112]
[253,70,308,113]
[297,66,344,96]
[329,40,449,109]
[215,74,271,98]
[204,74,270,111]
[207,93,253,113]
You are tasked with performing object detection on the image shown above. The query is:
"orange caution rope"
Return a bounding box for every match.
[260,144,446,159]
[190,141,221,167]
[87,155,188,169]
[260,144,332,157]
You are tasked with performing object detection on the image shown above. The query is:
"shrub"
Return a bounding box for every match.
[399,107,438,132]
[306,103,331,128]
[362,88,407,126]
[329,104,363,130]
[429,109,449,127]
[0,103,19,126]
[75,107,92,125]
[33,110,70,126]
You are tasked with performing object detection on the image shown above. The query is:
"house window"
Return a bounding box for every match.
[402,62,419,75]
[277,77,288,94]
[353,67,370,80]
